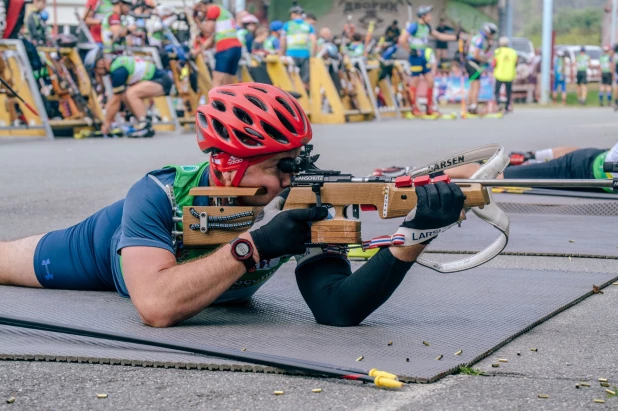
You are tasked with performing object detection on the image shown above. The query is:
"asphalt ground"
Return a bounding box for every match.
[1,108,617,410]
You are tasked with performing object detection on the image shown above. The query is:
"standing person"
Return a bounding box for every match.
[614,44,618,110]
[599,45,613,106]
[196,0,242,87]
[251,26,269,55]
[576,46,591,105]
[263,20,283,55]
[397,5,460,116]
[83,0,113,45]
[280,4,316,90]
[435,17,453,62]
[552,49,567,105]
[26,0,49,46]
[101,0,133,52]
[303,12,317,27]
[465,22,498,114]
[237,14,258,53]
[384,20,400,47]
[492,36,517,112]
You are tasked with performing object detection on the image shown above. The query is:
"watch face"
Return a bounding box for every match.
[235,242,251,257]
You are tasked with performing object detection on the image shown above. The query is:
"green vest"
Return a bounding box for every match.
[576,54,589,72]
[592,152,614,193]
[285,20,312,52]
[600,54,611,73]
[264,35,278,53]
[163,162,290,289]
[212,5,238,45]
[93,0,113,20]
[237,28,248,47]
[408,23,430,50]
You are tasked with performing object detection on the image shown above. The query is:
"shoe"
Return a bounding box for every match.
[426,106,438,116]
[411,106,424,117]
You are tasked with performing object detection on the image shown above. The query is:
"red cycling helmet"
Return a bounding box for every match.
[196,83,312,186]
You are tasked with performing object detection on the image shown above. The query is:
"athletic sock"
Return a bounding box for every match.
[607,92,612,103]
[600,93,604,104]
[534,148,554,162]
[426,87,433,111]
[408,86,417,107]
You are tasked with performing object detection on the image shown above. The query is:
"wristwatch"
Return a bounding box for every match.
[230,238,257,273]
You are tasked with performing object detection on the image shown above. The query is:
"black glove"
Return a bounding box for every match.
[396,181,465,245]
[249,188,329,260]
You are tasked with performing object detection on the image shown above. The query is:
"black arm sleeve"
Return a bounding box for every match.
[295,249,414,327]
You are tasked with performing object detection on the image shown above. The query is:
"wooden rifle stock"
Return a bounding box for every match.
[181,183,489,246]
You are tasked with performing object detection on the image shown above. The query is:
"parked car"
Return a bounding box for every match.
[511,37,535,63]
[555,45,601,82]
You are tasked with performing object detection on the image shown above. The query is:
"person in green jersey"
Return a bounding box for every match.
[397,5,461,116]
[599,45,613,106]
[280,4,317,89]
[576,46,591,105]
[83,47,173,137]
[195,0,242,87]
[101,0,133,51]
[83,0,114,44]
[263,20,283,55]
[346,33,365,57]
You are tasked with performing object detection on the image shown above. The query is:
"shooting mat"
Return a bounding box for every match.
[1,256,616,383]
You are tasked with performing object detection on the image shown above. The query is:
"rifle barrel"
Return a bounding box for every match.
[451,179,616,189]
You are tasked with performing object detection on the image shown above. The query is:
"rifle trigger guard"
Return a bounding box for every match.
[411,144,511,273]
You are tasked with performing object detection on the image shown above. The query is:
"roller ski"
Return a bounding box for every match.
[74,128,124,139]
[461,104,504,119]
[125,120,155,138]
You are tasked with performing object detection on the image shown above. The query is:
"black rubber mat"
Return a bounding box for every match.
[1,259,616,383]
[360,209,618,258]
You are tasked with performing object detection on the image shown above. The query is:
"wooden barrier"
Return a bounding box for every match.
[0,40,52,138]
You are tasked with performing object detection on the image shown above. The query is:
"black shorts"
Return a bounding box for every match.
[602,72,612,85]
[503,148,606,180]
[292,57,310,84]
[149,69,173,95]
[576,71,587,85]
[465,60,482,80]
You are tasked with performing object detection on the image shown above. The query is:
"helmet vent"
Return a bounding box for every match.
[290,99,306,131]
[248,85,268,93]
[245,94,267,111]
[244,127,265,140]
[274,110,297,135]
[211,99,226,112]
[276,97,297,119]
[212,118,230,141]
[233,107,253,125]
[234,129,263,147]
[197,111,209,129]
[217,90,236,97]
[261,121,290,145]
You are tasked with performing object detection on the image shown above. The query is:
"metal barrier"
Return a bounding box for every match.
[0,40,53,139]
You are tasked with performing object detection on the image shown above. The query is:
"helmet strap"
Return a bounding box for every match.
[210,152,277,187]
